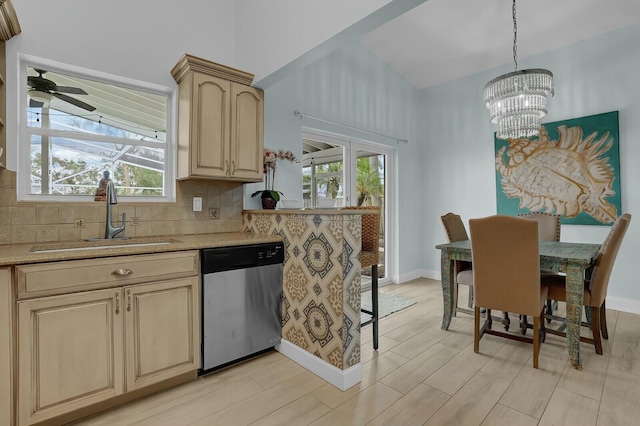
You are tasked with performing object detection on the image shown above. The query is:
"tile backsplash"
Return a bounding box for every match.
[0,169,244,245]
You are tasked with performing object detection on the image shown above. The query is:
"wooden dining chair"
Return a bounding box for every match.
[541,213,631,354]
[344,206,381,350]
[470,215,548,368]
[440,213,510,329]
[440,213,474,314]
[518,212,562,331]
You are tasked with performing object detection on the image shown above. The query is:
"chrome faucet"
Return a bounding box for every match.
[96,171,126,239]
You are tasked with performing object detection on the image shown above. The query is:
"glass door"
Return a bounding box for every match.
[301,130,393,286]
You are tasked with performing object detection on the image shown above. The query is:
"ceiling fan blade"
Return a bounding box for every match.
[28,75,57,92]
[52,92,97,111]
[54,86,89,95]
[29,99,45,108]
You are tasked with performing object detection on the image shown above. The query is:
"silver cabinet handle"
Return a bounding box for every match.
[115,292,120,315]
[111,268,134,277]
[127,289,132,312]
[231,160,236,175]
[226,160,230,175]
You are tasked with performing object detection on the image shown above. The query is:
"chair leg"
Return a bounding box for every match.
[600,301,609,340]
[474,306,480,353]
[453,282,459,317]
[545,299,553,323]
[502,312,510,331]
[371,265,379,350]
[533,315,540,369]
[519,315,528,335]
[467,286,474,309]
[591,306,603,355]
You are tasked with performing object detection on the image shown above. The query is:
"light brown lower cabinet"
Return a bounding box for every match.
[1,268,13,426]
[124,278,199,392]
[17,276,199,426]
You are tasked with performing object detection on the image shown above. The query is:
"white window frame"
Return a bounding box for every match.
[301,128,396,286]
[17,54,177,202]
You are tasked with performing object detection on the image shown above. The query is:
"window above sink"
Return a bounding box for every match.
[17,54,177,203]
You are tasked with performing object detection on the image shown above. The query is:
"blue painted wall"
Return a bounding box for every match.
[261,22,640,312]
[419,23,640,311]
[253,42,422,281]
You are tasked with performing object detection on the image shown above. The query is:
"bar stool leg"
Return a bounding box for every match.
[371,265,379,350]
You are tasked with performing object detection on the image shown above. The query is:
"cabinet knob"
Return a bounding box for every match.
[127,289,132,312]
[111,268,134,277]
[115,292,120,315]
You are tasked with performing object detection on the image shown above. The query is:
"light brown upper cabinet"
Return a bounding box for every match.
[0,0,22,168]
[171,54,264,181]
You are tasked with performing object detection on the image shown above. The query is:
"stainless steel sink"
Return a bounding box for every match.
[29,237,181,253]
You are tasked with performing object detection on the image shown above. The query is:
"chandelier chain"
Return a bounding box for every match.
[512,0,518,71]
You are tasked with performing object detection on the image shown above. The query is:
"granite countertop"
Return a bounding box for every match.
[0,232,282,266]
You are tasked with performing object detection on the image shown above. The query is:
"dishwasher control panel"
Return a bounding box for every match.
[258,246,282,261]
[201,242,284,274]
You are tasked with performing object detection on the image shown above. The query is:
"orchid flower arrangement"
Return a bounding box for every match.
[251,148,299,202]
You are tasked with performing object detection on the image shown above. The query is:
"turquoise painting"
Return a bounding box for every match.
[495,111,621,226]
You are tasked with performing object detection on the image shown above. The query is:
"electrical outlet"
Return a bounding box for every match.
[74,218,85,228]
[208,208,219,219]
[193,197,203,212]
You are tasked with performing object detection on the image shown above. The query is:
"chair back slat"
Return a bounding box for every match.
[470,215,542,316]
[440,213,469,242]
[518,212,561,242]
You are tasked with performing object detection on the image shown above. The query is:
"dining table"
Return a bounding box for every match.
[436,239,601,370]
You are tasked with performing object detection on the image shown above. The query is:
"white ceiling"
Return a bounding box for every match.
[359,0,640,89]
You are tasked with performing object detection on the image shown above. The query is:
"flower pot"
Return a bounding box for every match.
[261,196,277,210]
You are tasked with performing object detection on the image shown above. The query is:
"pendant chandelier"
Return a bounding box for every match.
[484,0,554,139]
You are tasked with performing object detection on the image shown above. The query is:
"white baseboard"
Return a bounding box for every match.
[607,296,640,315]
[275,340,361,390]
[422,269,441,281]
[393,269,432,284]
[400,268,640,316]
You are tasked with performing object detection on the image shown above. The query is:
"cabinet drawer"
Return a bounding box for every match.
[17,251,200,299]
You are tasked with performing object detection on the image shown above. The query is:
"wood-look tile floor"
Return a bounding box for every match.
[73,278,640,425]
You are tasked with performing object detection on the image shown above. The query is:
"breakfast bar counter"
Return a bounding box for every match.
[243,209,365,389]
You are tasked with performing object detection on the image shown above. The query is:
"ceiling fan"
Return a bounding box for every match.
[27,69,97,112]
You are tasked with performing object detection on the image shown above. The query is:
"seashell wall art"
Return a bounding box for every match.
[494,111,621,226]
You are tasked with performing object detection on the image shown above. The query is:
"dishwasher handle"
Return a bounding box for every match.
[201,243,284,274]
[201,250,254,273]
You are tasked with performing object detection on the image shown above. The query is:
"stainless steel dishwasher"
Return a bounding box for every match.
[200,242,283,374]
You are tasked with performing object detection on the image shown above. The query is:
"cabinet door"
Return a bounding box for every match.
[124,277,199,392]
[230,83,264,181]
[190,72,231,178]
[18,288,124,425]
[0,268,12,426]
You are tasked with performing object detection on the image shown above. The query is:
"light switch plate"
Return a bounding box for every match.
[193,197,203,212]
